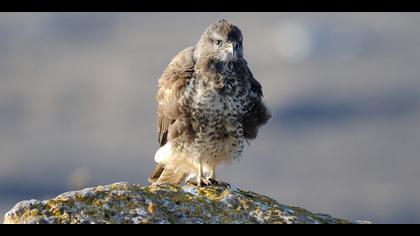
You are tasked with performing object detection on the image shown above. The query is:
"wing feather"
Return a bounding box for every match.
[156,47,195,146]
[242,63,271,140]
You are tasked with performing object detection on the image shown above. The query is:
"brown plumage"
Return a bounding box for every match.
[149,20,271,187]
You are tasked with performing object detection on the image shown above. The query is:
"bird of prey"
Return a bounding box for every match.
[149,19,271,187]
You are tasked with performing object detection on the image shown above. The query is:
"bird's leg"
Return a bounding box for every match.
[208,165,216,180]
[196,160,203,187]
[187,160,211,187]
[207,165,230,188]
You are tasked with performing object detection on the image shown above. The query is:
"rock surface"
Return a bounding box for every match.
[4,182,356,224]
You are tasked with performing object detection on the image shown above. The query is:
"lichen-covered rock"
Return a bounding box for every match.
[4,182,356,224]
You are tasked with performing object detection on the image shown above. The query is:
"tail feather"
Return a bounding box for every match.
[156,167,187,186]
[149,142,187,186]
[148,163,166,183]
[149,164,187,186]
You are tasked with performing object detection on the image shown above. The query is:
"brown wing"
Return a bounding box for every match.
[242,62,271,140]
[156,47,195,147]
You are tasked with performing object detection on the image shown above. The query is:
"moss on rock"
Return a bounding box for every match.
[3,182,362,224]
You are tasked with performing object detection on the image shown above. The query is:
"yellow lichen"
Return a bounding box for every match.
[197,187,229,202]
[30,209,41,217]
[51,208,62,217]
[93,199,104,208]
[147,202,156,214]
[239,199,254,210]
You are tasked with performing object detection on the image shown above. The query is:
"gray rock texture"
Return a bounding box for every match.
[4,182,362,224]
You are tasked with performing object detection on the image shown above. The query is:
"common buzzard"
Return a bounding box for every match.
[149,20,271,187]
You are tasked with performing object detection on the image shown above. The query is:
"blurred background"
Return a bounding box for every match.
[0,12,420,223]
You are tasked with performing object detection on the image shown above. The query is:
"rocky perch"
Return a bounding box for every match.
[4,182,360,224]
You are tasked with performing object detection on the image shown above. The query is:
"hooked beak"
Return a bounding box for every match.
[226,42,235,60]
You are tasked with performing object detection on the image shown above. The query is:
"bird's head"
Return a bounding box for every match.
[194,19,243,63]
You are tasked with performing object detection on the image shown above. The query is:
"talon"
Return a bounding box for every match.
[201,178,212,186]
[207,178,217,185]
[207,178,231,188]
[186,179,211,187]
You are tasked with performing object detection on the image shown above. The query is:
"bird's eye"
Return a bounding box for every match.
[215,40,222,46]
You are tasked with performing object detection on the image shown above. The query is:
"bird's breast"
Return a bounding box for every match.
[183,77,247,161]
[192,84,243,118]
